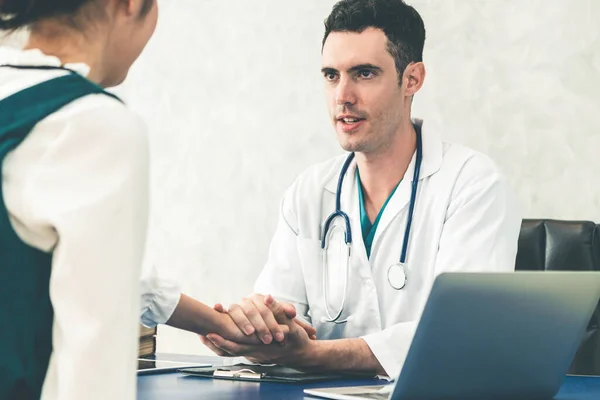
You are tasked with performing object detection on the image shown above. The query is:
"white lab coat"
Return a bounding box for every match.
[255,120,522,377]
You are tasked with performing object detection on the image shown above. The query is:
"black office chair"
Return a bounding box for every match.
[516,219,600,375]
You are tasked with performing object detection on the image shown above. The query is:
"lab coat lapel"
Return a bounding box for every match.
[370,161,413,251]
[371,119,443,253]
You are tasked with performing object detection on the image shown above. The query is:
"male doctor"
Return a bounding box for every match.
[201,0,521,377]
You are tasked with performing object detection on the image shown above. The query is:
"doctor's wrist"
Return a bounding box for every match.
[292,339,327,369]
[291,339,383,374]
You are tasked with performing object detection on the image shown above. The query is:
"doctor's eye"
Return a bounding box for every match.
[357,69,375,79]
[323,70,339,82]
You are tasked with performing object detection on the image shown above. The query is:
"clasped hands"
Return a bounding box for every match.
[201,294,318,366]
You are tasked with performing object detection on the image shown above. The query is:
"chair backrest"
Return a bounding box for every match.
[516,219,600,375]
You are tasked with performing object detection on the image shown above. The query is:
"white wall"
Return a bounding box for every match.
[3,0,599,355]
[411,0,600,221]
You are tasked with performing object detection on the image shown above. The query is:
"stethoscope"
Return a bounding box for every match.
[320,124,423,324]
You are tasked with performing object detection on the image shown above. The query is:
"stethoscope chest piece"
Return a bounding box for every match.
[387,262,407,290]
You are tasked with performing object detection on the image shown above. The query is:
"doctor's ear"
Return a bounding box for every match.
[118,0,154,17]
[401,62,426,97]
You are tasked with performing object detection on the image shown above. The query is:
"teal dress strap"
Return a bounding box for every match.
[0,68,120,399]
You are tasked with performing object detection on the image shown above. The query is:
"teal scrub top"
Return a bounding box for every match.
[356,169,401,258]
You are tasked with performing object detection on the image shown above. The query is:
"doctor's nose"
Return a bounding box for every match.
[336,79,357,106]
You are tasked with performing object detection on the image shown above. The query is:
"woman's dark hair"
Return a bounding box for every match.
[0,0,153,31]
[0,0,92,30]
[323,0,426,85]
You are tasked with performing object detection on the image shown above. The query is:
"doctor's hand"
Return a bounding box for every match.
[200,311,317,366]
[212,309,281,346]
[213,294,316,345]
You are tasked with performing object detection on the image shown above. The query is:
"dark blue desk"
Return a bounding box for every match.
[137,355,600,400]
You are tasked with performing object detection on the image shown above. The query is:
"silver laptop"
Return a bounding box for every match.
[304,271,600,400]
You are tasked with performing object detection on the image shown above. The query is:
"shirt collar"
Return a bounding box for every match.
[0,46,91,77]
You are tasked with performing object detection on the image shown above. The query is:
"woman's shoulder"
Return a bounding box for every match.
[48,90,148,148]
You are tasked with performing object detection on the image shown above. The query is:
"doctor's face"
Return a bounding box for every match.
[321,28,407,154]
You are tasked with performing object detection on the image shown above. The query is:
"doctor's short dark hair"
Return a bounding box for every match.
[322,0,426,86]
[0,0,154,30]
